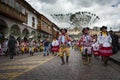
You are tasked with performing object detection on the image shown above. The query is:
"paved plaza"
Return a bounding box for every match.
[0,49,120,80]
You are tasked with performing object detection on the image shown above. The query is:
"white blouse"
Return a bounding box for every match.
[52,40,59,46]
[97,33,112,47]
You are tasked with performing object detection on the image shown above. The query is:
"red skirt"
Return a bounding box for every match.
[99,47,113,56]
[52,46,59,52]
[93,50,100,56]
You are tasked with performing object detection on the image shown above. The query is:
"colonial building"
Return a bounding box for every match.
[115,30,120,37]
[90,27,100,35]
[37,14,53,40]
[0,0,27,38]
[0,0,60,41]
[52,23,60,39]
[67,27,81,40]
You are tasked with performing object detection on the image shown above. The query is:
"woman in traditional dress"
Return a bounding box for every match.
[79,27,93,65]
[52,37,59,56]
[98,26,112,66]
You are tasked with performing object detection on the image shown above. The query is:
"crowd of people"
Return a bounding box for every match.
[77,26,120,66]
[0,36,44,59]
[0,26,120,66]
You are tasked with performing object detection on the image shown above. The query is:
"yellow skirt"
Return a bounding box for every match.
[58,46,70,57]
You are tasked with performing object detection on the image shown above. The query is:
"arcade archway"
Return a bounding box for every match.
[10,24,21,37]
[0,19,8,37]
[22,28,29,38]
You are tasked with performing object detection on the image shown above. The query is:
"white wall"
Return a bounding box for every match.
[0,15,37,38]
[26,10,38,29]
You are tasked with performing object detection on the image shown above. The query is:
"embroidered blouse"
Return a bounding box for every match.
[52,40,59,46]
[97,32,112,47]
[58,34,70,44]
[79,34,93,47]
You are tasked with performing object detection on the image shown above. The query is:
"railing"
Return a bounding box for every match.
[43,26,52,34]
[52,29,59,38]
[0,2,27,23]
[40,25,52,34]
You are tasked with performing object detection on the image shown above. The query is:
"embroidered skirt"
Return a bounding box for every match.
[93,50,100,56]
[82,47,92,57]
[99,46,113,56]
[52,46,59,52]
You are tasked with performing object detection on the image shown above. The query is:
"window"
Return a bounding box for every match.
[21,6,25,15]
[32,17,35,27]
[8,0,14,8]
[41,21,47,27]
[16,2,21,12]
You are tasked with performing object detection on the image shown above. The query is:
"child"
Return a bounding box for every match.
[52,38,59,56]
[92,35,100,59]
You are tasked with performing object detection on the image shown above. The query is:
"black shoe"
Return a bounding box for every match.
[61,57,65,65]
[66,56,69,63]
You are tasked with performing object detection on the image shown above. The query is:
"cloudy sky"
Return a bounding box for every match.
[26,0,120,31]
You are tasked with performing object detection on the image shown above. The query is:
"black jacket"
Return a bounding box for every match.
[8,38,17,49]
[110,33,119,54]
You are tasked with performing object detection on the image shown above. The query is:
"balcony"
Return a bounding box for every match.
[0,2,27,23]
[38,25,52,34]
[52,29,59,38]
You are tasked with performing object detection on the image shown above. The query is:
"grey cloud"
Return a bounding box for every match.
[68,0,118,7]
[26,0,120,30]
[37,0,57,4]
[68,0,95,7]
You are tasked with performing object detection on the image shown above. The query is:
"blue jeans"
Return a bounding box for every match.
[44,46,49,56]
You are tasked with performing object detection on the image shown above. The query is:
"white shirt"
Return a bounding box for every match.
[61,35,65,43]
[98,33,112,47]
[52,40,59,46]
[92,41,99,50]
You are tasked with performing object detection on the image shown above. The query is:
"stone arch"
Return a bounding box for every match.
[37,32,41,39]
[22,28,29,37]
[10,24,21,37]
[29,31,36,39]
[31,31,36,35]
[0,19,8,37]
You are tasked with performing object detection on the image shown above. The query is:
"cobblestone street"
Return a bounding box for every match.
[0,49,120,80]
[0,0,120,80]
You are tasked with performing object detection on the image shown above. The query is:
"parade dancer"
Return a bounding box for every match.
[98,26,112,66]
[92,35,100,59]
[58,28,71,65]
[52,37,59,56]
[79,27,93,65]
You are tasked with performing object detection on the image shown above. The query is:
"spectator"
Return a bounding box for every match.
[98,26,112,66]
[8,35,17,59]
[43,38,50,56]
[109,30,119,54]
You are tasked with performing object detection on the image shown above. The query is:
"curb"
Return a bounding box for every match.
[110,57,120,66]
